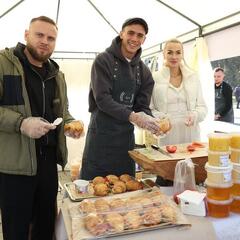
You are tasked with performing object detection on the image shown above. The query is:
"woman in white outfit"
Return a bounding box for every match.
[151,38,207,185]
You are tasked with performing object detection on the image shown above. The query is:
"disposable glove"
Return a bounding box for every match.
[185,112,196,127]
[129,112,161,136]
[20,117,56,139]
[64,120,84,139]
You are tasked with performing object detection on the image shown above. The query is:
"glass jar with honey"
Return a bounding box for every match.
[207,198,232,218]
[231,148,240,164]
[232,162,240,183]
[231,181,240,196]
[208,133,230,152]
[230,195,240,213]
[230,132,240,149]
[206,179,233,200]
[208,150,230,167]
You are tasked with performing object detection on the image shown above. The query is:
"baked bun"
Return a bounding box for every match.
[84,214,107,236]
[109,198,126,211]
[79,199,96,214]
[105,212,124,233]
[64,121,83,133]
[123,211,142,230]
[158,118,170,133]
[112,180,126,194]
[142,207,162,226]
[94,199,110,212]
[106,175,119,184]
[93,183,109,196]
[119,174,132,183]
[125,180,143,191]
[92,176,106,185]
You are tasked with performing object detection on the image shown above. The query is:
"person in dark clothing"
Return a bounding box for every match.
[80,17,163,180]
[0,16,84,240]
[214,67,234,123]
[234,85,240,109]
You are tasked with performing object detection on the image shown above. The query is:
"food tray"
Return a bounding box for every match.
[68,188,191,240]
[64,179,152,202]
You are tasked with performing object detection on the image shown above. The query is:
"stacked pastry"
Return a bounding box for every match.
[205,133,232,217]
[92,174,144,196]
[78,188,177,237]
[229,132,240,213]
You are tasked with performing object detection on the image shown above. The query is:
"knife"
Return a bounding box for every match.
[151,144,173,158]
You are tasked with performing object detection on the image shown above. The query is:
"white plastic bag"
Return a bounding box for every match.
[173,158,196,199]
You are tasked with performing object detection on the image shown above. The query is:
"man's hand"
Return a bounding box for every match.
[64,120,84,139]
[20,117,56,139]
[129,112,161,135]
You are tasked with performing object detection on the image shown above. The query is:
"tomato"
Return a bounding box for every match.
[187,144,196,152]
[191,141,205,148]
[166,145,177,153]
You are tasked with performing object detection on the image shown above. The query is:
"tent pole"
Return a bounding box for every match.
[0,0,25,19]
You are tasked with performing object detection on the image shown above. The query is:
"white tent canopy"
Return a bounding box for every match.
[0,0,240,58]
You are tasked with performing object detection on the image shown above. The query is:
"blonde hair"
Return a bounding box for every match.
[163,38,184,55]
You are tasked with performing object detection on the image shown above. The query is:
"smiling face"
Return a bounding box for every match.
[24,20,58,66]
[120,24,146,59]
[163,42,183,69]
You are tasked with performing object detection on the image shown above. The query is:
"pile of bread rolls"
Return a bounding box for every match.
[92,174,144,196]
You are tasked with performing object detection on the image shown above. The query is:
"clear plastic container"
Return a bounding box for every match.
[232,162,240,182]
[208,133,230,152]
[208,150,230,167]
[230,132,240,149]
[230,181,240,196]
[231,148,240,163]
[207,198,232,218]
[205,163,232,184]
[230,195,240,213]
[205,179,233,201]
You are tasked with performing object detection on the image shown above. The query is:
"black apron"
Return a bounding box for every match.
[80,60,141,180]
[215,86,234,123]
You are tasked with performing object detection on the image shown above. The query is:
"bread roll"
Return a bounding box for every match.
[64,121,83,133]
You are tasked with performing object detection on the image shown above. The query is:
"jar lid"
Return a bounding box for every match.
[208,150,230,154]
[208,133,230,139]
[205,162,233,172]
[230,147,240,152]
[205,179,233,188]
[207,197,233,205]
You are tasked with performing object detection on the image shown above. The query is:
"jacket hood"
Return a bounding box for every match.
[12,42,59,76]
[106,36,142,65]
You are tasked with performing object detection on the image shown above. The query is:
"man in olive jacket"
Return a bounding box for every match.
[0,16,83,239]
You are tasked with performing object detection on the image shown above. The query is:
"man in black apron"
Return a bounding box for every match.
[80,18,161,180]
[214,67,234,123]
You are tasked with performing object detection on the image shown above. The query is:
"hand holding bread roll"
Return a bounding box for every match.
[64,120,84,138]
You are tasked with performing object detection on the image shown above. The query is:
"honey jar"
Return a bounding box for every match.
[205,163,232,184]
[207,198,232,218]
[231,148,240,163]
[208,150,230,167]
[208,133,230,152]
[230,132,240,149]
[231,182,240,196]
[206,179,232,201]
[230,196,240,213]
[232,162,240,182]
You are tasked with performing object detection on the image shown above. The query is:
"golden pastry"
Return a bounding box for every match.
[123,211,142,230]
[94,183,109,196]
[126,198,143,210]
[84,213,107,236]
[79,199,96,214]
[94,199,110,212]
[138,197,153,208]
[105,212,124,233]
[159,204,176,223]
[142,207,162,226]
[109,198,126,211]
[158,117,171,133]
[112,180,126,194]
[92,176,106,185]
[125,180,143,191]
[119,174,132,183]
[106,175,119,184]
[64,121,83,133]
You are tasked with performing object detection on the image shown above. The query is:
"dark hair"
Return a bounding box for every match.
[214,67,224,73]
[30,16,58,30]
[122,17,148,34]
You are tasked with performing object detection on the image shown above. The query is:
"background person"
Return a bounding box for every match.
[80,17,162,180]
[214,67,234,123]
[234,85,240,109]
[0,16,83,240]
[151,38,207,185]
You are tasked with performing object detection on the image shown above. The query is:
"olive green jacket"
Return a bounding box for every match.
[0,46,74,175]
